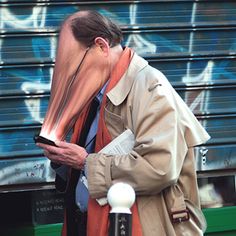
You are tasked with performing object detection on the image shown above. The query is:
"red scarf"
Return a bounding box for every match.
[63,47,143,236]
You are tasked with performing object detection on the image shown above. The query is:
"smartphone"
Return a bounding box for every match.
[34,135,57,147]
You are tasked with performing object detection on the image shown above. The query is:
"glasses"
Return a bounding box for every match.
[70,47,90,88]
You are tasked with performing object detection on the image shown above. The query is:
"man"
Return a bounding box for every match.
[37,10,210,236]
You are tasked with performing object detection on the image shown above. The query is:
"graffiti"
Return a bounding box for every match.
[0,158,55,185]
[21,75,53,124]
[0,4,47,62]
[125,4,157,54]
[0,2,236,187]
[183,60,214,113]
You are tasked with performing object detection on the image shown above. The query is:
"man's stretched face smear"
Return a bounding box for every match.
[39,15,110,141]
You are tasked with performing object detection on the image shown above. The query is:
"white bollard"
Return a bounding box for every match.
[107,183,136,236]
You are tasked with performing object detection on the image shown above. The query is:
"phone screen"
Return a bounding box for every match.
[34,135,57,147]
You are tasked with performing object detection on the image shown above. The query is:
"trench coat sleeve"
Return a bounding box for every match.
[86,67,210,199]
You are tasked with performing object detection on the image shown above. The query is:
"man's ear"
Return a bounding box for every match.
[94,37,110,55]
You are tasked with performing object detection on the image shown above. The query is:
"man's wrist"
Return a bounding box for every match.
[79,153,88,170]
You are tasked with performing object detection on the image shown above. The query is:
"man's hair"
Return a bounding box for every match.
[70,10,123,48]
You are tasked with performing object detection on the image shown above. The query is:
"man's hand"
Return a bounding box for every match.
[36,141,88,169]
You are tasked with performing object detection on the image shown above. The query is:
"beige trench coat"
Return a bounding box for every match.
[87,53,210,236]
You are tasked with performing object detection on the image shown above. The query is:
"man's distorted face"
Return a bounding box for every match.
[39,19,111,141]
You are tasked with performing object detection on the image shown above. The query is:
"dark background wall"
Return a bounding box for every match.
[0,0,236,234]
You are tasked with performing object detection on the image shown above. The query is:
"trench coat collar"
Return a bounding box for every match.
[107,53,148,106]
